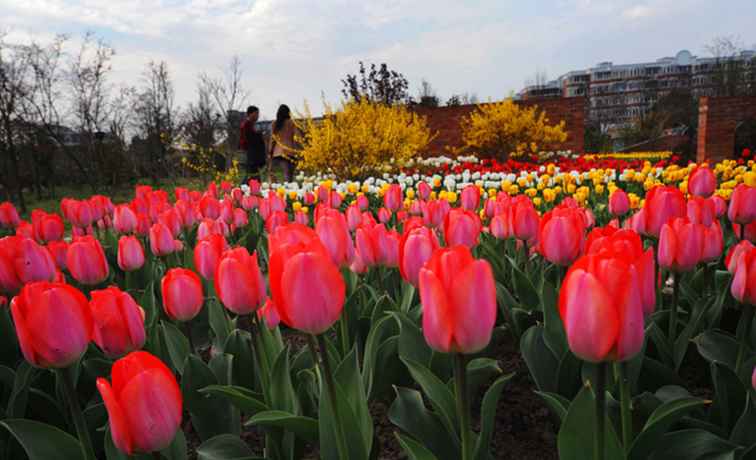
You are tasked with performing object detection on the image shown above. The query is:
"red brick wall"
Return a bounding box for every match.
[410,97,585,157]
[697,96,756,163]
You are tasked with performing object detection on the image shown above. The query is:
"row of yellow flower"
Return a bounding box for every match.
[583,151,674,161]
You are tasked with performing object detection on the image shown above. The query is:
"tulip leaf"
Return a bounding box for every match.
[647,429,740,459]
[473,372,515,460]
[334,348,373,455]
[399,283,417,313]
[104,428,151,460]
[223,330,255,389]
[694,330,739,370]
[520,325,559,393]
[628,397,706,460]
[246,410,318,443]
[363,314,398,397]
[7,362,35,419]
[161,321,190,374]
[535,391,571,422]
[270,346,299,415]
[673,300,708,371]
[196,434,262,460]
[0,419,85,460]
[208,299,232,351]
[199,385,268,414]
[401,357,458,439]
[395,432,440,460]
[182,355,240,441]
[730,394,756,447]
[557,384,624,460]
[506,255,540,310]
[388,386,460,460]
[139,281,158,330]
[465,358,503,398]
[710,362,746,436]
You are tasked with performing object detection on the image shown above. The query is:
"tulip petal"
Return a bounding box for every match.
[419,268,453,353]
[97,378,134,455]
[562,269,618,362]
[448,260,496,354]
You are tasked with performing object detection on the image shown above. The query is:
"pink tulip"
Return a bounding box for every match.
[118,236,145,272]
[215,247,267,315]
[728,184,756,226]
[731,247,756,305]
[46,240,69,271]
[460,185,480,211]
[114,205,138,234]
[727,240,755,273]
[0,202,21,228]
[688,165,716,197]
[149,223,176,257]
[417,182,431,201]
[316,209,354,267]
[400,226,439,287]
[419,245,496,354]
[161,268,204,321]
[538,207,586,266]
[384,184,403,212]
[90,286,146,358]
[67,236,110,285]
[378,207,391,224]
[608,189,630,217]
[702,222,724,263]
[443,208,481,248]
[15,237,57,284]
[643,186,686,238]
[422,199,450,229]
[193,234,228,280]
[509,196,539,243]
[687,196,716,226]
[31,210,64,243]
[658,217,705,272]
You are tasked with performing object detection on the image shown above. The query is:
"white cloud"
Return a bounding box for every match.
[622,4,655,20]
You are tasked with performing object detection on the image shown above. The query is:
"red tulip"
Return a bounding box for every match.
[266,211,289,233]
[158,209,182,238]
[378,207,391,224]
[16,237,57,284]
[624,208,646,234]
[608,189,630,217]
[509,196,539,242]
[587,228,656,315]
[702,222,724,263]
[10,282,92,368]
[643,186,686,238]
[67,236,109,285]
[269,235,344,334]
[135,213,151,237]
[538,207,586,266]
[444,208,481,248]
[687,196,716,226]
[417,182,431,201]
[727,240,755,273]
[658,217,705,272]
[460,185,480,211]
[118,236,145,272]
[96,351,182,454]
[269,223,320,251]
[490,214,510,239]
[729,184,756,226]
[0,237,22,293]
[113,205,137,234]
[316,209,354,267]
[294,210,309,225]
[200,196,221,220]
[559,252,644,362]
[149,223,176,257]
[197,218,223,241]
[232,208,248,229]
[422,199,450,229]
[733,221,756,244]
[355,223,399,268]
[257,298,281,329]
[215,247,266,315]
[731,247,756,305]
[15,220,33,239]
[346,204,362,231]
[161,268,203,321]
[484,198,497,219]
[194,234,228,280]
[419,245,496,354]
[400,226,439,287]
[384,184,403,212]
[46,240,69,271]
[31,210,64,243]
[711,195,727,217]
[688,165,716,198]
[90,287,145,358]
[0,202,21,228]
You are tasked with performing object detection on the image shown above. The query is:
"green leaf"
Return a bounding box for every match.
[557,384,624,460]
[0,419,84,460]
[673,298,707,371]
[507,255,540,310]
[362,314,396,397]
[199,385,268,415]
[269,346,299,414]
[520,325,559,393]
[694,330,739,370]
[139,281,158,330]
[246,410,318,442]
[334,348,374,455]
[399,282,417,313]
[7,362,35,418]
[388,386,460,460]
[535,391,571,422]
[473,373,514,460]
[395,432,440,460]
[731,394,756,447]
[465,358,503,398]
[182,355,239,441]
[223,330,255,389]
[648,429,740,459]
[196,434,262,460]
[628,397,706,460]
[401,357,458,438]
[710,362,746,435]
[207,300,232,351]
[161,321,190,374]
[104,428,151,460]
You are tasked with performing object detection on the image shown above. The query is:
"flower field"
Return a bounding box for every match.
[0,153,755,460]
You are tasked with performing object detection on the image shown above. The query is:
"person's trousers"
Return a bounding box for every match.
[271,157,294,182]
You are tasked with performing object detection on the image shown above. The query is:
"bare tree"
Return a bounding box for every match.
[341,61,410,105]
[198,55,250,154]
[446,92,478,106]
[182,79,222,149]
[132,60,175,180]
[416,79,439,107]
[525,69,550,89]
[705,35,748,96]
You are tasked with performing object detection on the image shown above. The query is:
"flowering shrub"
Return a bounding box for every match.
[460,98,568,159]
[295,99,433,179]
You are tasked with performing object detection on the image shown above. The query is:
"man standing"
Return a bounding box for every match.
[239,106,266,178]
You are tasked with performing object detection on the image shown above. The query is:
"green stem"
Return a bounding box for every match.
[339,300,350,358]
[735,304,754,375]
[594,362,606,460]
[668,272,679,341]
[182,320,194,353]
[250,315,271,397]
[454,353,472,460]
[57,367,97,460]
[310,335,349,460]
[616,361,633,449]
[124,270,132,294]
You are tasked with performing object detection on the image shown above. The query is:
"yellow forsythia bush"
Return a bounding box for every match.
[461,98,567,159]
[295,100,433,179]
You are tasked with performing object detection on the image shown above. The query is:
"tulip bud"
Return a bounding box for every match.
[399,227,439,287]
[161,268,203,321]
[118,236,145,272]
[16,237,57,284]
[114,205,138,234]
[316,209,354,267]
[419,246,496,354]
[444,208,481,248]
[460,185,481,211]
[688,165,716,198]
[687,196,716,226]
[0,202,21,228]
[90,287,146,358]
[384,184,403,212]
[642,186,686,238]
[149,222,176,257]
[608,189,630,217]
[67,236,110,285]
[538,207,586,266]
[731,247,756,306]
[510,196,539,242]
[11,282,92,368]
[96,351,182,454]
[194,234,228,280]
[215,247,267,315]
[658,217,705,272]
[31,210,64,243]
[46,240,69,271]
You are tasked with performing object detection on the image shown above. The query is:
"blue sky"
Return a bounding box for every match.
[3,0,755,119]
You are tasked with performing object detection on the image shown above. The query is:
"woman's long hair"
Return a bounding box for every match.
[273,104,291,133]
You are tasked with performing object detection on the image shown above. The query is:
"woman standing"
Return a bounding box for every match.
[269,104,297,182]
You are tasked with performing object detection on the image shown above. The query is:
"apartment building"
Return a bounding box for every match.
[518,49,756,128]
